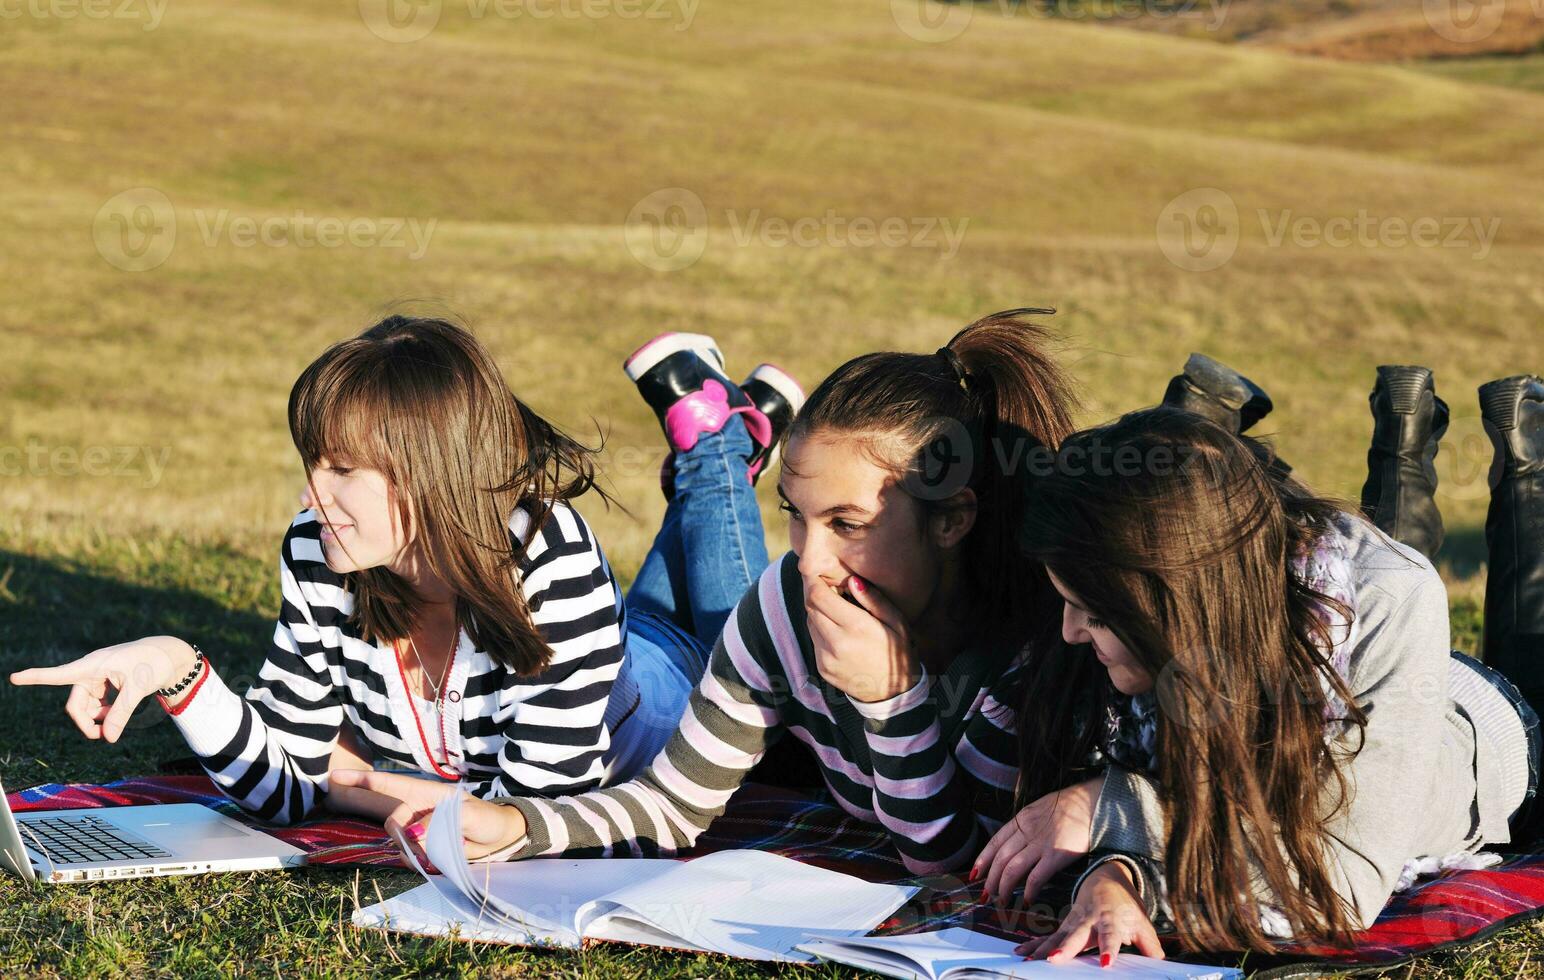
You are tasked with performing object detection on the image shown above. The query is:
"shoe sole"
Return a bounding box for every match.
[744,363,806,413]
[624,332,724,382]
[1480,375,1543,431]
[1376,365,1436,415]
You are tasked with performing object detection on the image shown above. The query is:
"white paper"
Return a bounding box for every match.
[358,788,919,963]
[797,928,1243,980]
[577,849,918,962]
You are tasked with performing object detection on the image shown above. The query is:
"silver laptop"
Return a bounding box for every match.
[0,776,308,883]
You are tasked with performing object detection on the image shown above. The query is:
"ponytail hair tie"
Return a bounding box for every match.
[937,347,971,393]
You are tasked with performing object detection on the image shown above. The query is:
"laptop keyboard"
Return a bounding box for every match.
[20,814,174,865]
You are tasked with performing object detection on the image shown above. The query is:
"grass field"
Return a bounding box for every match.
[1037,0,1544,61]
[2,0,1543,974]
[1410,50,1544,91]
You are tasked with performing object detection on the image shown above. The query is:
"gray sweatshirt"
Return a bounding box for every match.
[1083,514,1529,933]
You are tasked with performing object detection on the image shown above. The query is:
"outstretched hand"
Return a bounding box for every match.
[9,636,200,743]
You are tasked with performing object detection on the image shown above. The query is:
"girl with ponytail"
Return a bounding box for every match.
[332,309,1081,871]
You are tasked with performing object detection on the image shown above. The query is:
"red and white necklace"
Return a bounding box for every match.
[393,627,459,781]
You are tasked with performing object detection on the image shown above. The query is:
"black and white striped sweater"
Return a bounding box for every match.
[169,502,629,825]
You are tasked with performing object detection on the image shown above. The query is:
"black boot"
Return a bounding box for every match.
[1161,353,1292,476]
[1359,365,1449,560]
[1481,375,1544,706]
[1162,353,1275,435]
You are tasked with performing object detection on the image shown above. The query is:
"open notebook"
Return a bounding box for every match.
[351,789,918,961]
[798,927,1243,979]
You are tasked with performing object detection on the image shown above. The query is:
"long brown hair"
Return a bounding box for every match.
[287,313,605,675]
[1017,407,1372,951]
[786,308,1080,656]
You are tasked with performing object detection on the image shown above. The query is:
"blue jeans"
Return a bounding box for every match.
[602,421,770,781]
[1456,651,1544,844]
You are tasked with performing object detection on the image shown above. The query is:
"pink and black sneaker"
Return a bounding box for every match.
[624,333,774,494]
[738,363,805,484]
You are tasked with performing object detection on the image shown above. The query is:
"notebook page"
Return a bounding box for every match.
[392,795,539,936]
[798,928,1242,980]
[352,881,580,947]
[407,791,545,936]
[420,790,678,939]
[477,858,683,935]
[582,849,918,962]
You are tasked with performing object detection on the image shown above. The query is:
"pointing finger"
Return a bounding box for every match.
[10,660,94,687]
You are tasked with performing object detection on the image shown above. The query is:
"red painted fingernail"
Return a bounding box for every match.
[979,888,989,903]
[406,824,426,841]
[851,576,866,592]
[1101,953,1112,968]
[1049,948,1063,959]
[968,867,979,882]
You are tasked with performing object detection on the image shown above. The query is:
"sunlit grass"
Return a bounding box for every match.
[3,0,1543,973]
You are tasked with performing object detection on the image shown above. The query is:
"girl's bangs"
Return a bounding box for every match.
[290,364,391,474]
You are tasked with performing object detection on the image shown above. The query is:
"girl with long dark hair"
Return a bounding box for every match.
[984,403,1540,962]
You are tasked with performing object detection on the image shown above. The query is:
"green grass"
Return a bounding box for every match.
[0,526,1537,978]
[3,0,1544,973]
[1410,52,1544,94]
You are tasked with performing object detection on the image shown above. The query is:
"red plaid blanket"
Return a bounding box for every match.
[12,775,1544,977]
